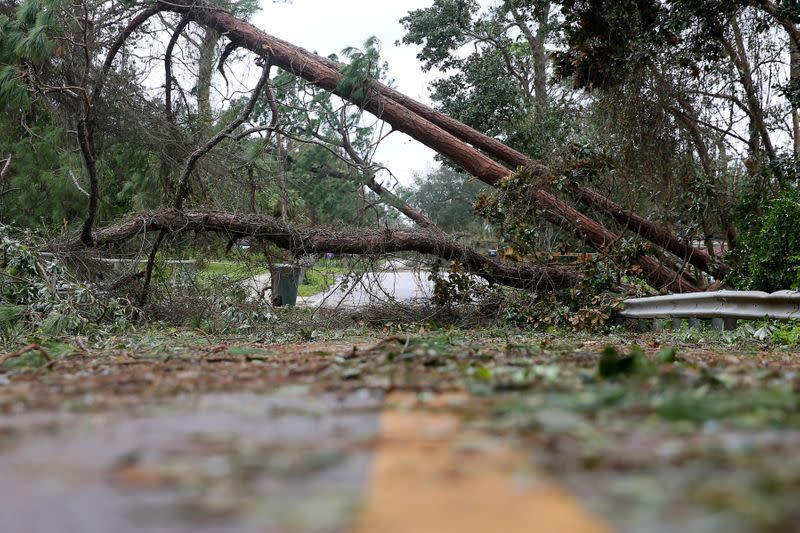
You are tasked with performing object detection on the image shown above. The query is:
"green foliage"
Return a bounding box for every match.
[103,144,161,213]
[657,346,678,363]
[554,143,616,188]
[555,0,742,89]
[778,79,800,109]
[429,260,492,306]
[474,154,619,258]
[401,0,577,158]
[0,226,135,342]
[473,167,542,255]
[657,388,797,423]
[14,18,55,63]
[0,114,86,229]
[727,189,800,291]
[597,344,652,378]
[297,261,348,297]
[403,166,488,232]
[400,0,477,71]
[0,66,28,110]
[490,276,625,332]
[0,0,62,110]
[269,59,402,227]
[768,322,800,346]
[336,36,386,105]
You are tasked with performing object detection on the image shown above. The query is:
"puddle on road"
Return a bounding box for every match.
[0,388,383,533]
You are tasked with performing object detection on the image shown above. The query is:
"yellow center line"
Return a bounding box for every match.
[353,392,612,533]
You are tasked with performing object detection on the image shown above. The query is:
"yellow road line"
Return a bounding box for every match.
[353,392,612,533]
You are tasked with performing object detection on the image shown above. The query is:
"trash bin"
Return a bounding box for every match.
[271,264,304,307]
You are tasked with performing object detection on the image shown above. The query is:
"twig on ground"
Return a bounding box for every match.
[0,344,52,369]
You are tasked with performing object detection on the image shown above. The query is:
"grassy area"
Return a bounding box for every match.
[297,260,351,297]
[197,258,352,297]
[298,268,337,297]
[197,261,267,284]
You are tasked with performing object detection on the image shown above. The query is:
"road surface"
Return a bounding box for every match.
[245,261,438,308]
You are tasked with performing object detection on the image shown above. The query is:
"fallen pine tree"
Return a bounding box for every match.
[57,209,581,291]
[306,41,726,280]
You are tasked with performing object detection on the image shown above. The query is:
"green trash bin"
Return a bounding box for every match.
[271,264,304,307]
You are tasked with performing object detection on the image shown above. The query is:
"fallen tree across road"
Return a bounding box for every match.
[57,209,582,292]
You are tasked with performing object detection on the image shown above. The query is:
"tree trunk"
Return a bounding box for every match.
[791,31,800,156]
[723,21,780,179]
[316,46,718,278]
[196,27,219,136]
[531,3,549,118]
[319,35,719,278]
[533,190,698,292]
[512,3,549,118]
[568,186,727,278]
[64,209,582,291]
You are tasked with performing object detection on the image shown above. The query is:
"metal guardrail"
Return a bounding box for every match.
[39,254,198,286]
[622,290,800,321]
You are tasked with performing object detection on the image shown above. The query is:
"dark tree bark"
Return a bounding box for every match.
[77,116,99,246]
[94,5,163,102]
[64,209,582,291]
[165,16,190,124]
[0,156,11,193]
[196,27,220,135]
[790,27,800,156]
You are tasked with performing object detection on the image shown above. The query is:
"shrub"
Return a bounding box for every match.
[0,226,135,341]
[727,190,800,292]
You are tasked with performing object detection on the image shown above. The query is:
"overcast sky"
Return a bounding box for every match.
[250,0,440,187]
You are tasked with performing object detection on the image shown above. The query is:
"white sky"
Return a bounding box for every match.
[250,0,440,186]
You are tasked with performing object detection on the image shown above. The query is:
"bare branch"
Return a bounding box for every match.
[165,15,190,123]
[94,5,164,102]
[173,61,271,210]
[0,156,11,189]
[69,170,90,198]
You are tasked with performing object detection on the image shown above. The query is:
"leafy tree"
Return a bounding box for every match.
[727,189,800,291]
[400,0,576,160]
[403,166,488,232]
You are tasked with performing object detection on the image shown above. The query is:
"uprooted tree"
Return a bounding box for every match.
[4,0,796,302]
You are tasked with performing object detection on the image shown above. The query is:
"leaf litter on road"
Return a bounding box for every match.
[0,329,798,532]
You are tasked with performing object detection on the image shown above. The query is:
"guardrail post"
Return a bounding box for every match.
[652,319,667,332]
